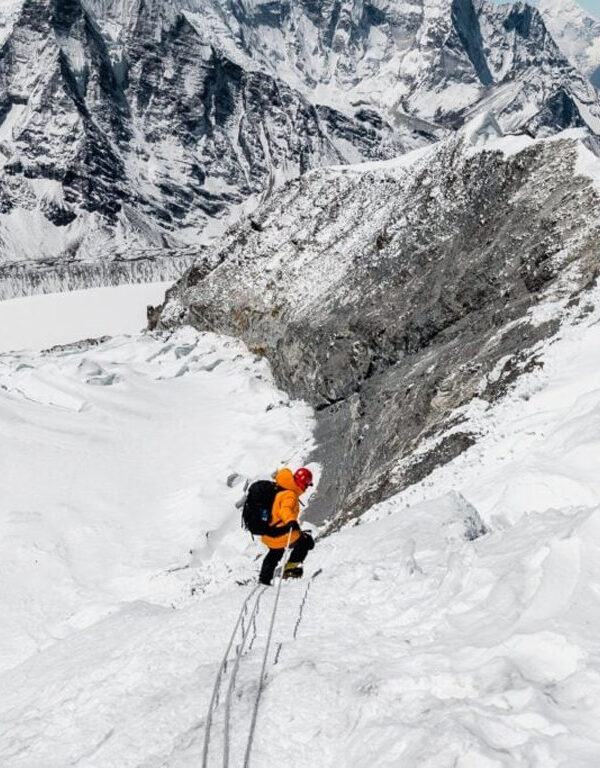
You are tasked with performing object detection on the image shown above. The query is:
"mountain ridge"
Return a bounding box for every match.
[1,0,599,297]
[151,125,600,524]
[540,0,600,87]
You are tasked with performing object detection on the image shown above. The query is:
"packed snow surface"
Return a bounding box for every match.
[1,299,600,764]
[0,327,315,675]
[0,282,170,353]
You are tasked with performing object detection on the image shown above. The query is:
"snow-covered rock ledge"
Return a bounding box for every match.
[151,126,600,527]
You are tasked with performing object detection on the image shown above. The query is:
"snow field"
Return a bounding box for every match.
[1,292,600,765]
[2,495,599,766]
[249,500,600,768]
[0,282,171,353]
[0,326,315,674]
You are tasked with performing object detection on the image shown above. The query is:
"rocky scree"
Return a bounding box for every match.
[151,133,600,526]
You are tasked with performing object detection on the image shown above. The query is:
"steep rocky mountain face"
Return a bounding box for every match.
[178,0,600,133]
[540,0,600,88]
[0,0,420,298]
[1,0,599,297]
[152,126,600,525]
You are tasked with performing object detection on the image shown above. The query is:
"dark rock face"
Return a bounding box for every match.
[451,0,494,87]
[152,133,600,525]
[525,89,587,136]
[1,0,130,214]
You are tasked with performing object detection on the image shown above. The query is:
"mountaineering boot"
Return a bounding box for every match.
[283,562,303,579]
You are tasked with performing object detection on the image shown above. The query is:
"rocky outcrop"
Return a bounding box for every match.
[151,129,600,525]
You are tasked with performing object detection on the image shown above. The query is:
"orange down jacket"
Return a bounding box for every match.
[261,468,304,549]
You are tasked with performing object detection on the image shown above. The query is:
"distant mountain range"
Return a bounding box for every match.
[0,0,599,297]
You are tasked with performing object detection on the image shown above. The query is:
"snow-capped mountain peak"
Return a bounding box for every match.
[1,0,600,301]
[539,0,600,86]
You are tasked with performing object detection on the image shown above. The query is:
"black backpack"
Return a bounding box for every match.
[241,480,281,535]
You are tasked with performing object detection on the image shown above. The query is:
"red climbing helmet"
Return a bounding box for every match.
[294,467,313,491]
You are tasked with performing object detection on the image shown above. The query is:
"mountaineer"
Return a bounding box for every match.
[241,467,315,585]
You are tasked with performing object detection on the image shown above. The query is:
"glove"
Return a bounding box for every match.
[301,530,315,549]
[267,520,300,537]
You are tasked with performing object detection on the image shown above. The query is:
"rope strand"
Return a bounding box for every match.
[243,530,293,768]
[222,588,266,768]
[202,584,261,768]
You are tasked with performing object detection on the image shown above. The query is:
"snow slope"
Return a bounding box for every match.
[0,327,315,674]
[0,281,170,353]
[1,300,600,764]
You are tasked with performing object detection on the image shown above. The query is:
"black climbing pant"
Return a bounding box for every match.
[259,533,314,585]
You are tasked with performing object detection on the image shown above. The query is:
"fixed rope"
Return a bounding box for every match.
[243,530,293,768]
[274,566,322,667]
[202,584,261,768]
[222,588,266,768]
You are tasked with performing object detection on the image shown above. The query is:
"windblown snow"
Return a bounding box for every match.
[1,289,600,765]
